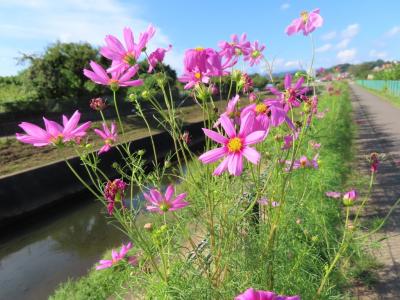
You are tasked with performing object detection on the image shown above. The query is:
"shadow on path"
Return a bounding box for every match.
[350,83,400,299]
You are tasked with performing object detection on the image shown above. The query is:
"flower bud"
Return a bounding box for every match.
[144,223,153,231]
[164,160,171,168]
[138,149,145,156]
[342,189,357,206]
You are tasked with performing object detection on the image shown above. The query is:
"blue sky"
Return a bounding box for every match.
[0,0,399,76]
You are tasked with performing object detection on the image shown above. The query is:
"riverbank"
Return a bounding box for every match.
[50,83,372,299]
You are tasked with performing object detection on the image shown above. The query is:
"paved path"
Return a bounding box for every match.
[350,83,400,299]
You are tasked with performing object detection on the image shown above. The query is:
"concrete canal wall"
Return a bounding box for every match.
[0,121,205,226]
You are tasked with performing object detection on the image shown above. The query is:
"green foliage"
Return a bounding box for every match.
[373,64,400,80]
[250,73,269,90]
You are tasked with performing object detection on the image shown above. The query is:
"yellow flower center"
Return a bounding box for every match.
[194,72,202,79]
[105,138,113,145]
[227,137,243,153]
[300,11,309,23]
[255,103,268,115]
[195,47,204,51]
[251,50,260,58]
[159,201,171,212]
[123,53,136,66]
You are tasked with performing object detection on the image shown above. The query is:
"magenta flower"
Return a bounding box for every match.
[144,185,188,214]
[249,92,257,102]
[214,95,241,127]
[270,74,308,111]
[16,110,91,147]
[100,25,155,72]
[325,191,342,199]
[241,99,287,131]
[94,122,118,154]
[179,47,235,89]
[104,179,127,215]
[90,97,107,111]
[241,73,254,93]
[285,9,323,36]
[199,112,267,176]
[179,67,210,89]
[235,288,300,300]
[147,45,172,73]
[343,189,357,206]
[309,140,321,149]
[96,242,137,270]
[289,154,319,171]
[83,61,143,90]
[218,33,251,59]
[244,41,265,66]
[369,152,379,173]
[282,131,299,150]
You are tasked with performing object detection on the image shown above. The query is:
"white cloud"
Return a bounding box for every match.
[336,38,351,49]
[280,3,290,10]
[341,24,360,39]
[315,43,332,53]
[284,60,300,68]
[0,0,181,74]
[321,31,336,41]
[369,49,387,59]
[337,48,357,63]
[385,26,400,37]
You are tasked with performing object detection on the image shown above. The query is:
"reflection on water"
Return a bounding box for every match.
[0,199,124,300]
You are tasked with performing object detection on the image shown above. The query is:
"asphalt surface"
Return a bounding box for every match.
[350,83,400,299]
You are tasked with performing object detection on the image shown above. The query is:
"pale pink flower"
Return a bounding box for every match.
[309,140,321,149]
[94,122,118,154]
[96,242,137,270]
[218,33,251,59]
[288,154,319,171]
[249,92,257,102]
[214,95,241,127]
[147,45,172,72]
[83,61,143,90]
[144,185,188,214]
[270,74,308,111]
[100,25,155,72]
[199,112,267,176]
[16,110,91,147]
[244,41,265,66]
[235,288,300,300]
[343,189,357,206]
[325,191,342,199]
[285,9,323,36]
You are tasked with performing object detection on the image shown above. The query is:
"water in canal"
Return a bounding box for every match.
[0,198,125,300]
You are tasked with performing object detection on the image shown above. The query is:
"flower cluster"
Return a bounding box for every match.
[104,179,127,215]
[235,288,300,300]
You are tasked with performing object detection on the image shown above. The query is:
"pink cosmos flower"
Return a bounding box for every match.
[258,198,280,207]
[343,189,357,206]
[144,185,188,214]
[218,33,251,60]
[244,41,265,66]
[241,99,287,131]
[249,92,257,102]
[179,47,235,89]
[96,242,137,270]
[289,154,319,171]
[147,45,172,72]
[214,95,241,127]
[84,62,143,90]
[16,110,91,147]
[270,74,308,111]
[100,25,155,72]
[235,288,300,300]
[309,140,321,149]
[104,179,127,215]
[369,152,379,173]
[285,9,323,36]
[199,112,267,176]
[325,191,342,199]
[282,131,299,150]
[94,122,118,154]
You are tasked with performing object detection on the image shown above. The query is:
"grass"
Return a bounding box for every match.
[356,84,400,108]
[50,82,374,299]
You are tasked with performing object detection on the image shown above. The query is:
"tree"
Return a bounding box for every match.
[20,42,108,111]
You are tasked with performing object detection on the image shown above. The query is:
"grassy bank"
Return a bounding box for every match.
[356,84,400,108]
[50,83,369,299]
